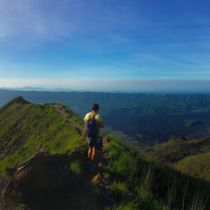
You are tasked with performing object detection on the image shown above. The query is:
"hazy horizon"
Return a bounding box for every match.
[1,80,210,94]
[0,0,210,91]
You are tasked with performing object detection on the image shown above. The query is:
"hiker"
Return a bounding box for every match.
[84,103,104,161]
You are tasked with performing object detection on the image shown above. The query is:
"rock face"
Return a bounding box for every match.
[11,152,73,192]
[0,178,13,200]
[12,96,30,104]
[0,151,96,210]
[0,177,19,210]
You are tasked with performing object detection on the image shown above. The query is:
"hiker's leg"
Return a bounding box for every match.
[91,147,96,160]
[87,137,93,159]
[88,147,93,159]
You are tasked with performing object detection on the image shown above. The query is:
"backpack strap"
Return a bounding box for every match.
[91,112,97,120]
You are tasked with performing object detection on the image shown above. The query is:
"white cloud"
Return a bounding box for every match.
[0,0,82,42]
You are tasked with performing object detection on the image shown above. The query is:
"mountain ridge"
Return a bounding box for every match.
[1,97,210,210]
[0,97,84,175]
[1,89,210,146]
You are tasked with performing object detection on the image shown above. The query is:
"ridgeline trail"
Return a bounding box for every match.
[1,97,210,210]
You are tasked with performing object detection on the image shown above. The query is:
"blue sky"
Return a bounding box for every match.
[0,0,210,91]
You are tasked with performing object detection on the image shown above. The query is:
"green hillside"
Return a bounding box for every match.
[0,96,84,174]
[143,137,210,182]
[0,97,210,210]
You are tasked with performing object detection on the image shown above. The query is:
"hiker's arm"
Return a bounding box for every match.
[83,113,89,134]
[96,121,104,128]
[98,120,104,128]
[83,121,88,136]
[96,114,104,128]
[84,121,88,131]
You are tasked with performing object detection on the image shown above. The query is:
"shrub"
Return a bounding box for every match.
[107,139,135,178]
[69,161,81,175]
[109,181,129,200]
[112,202,138,210]
[112,152,134,178]
[139,167,154,193]
[108,140,123,159]
[189,193,208,210]
[138,187,169,210]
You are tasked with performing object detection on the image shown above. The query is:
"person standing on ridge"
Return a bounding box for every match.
[84,103,104,161]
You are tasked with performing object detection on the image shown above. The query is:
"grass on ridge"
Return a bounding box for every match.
[0,101,85,175]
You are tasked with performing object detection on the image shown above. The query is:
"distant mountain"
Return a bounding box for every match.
[143,137,210,182]
[1,89,210,146]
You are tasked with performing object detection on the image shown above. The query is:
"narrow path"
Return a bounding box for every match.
[86,143,116,209]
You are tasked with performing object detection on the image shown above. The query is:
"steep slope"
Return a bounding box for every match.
[143,137,210,182]
[0,96,84,174]
[0,97,104,210]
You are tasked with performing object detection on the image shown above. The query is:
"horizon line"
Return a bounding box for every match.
[1,86,210,95]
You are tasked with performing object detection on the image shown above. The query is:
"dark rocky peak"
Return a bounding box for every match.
[11,96,30,104]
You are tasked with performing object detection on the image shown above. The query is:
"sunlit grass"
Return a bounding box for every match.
[0,101,84,174]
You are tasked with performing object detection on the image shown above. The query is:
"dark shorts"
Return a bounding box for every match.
[86,136,103,149]
[86,137,97,148]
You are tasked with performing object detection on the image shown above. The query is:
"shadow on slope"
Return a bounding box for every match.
[1,150,102,210]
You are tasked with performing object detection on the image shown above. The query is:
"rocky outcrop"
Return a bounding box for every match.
[10,152,73,192]
[12,96,30,105]
[0,177,18,210]
[0,151,94,210]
